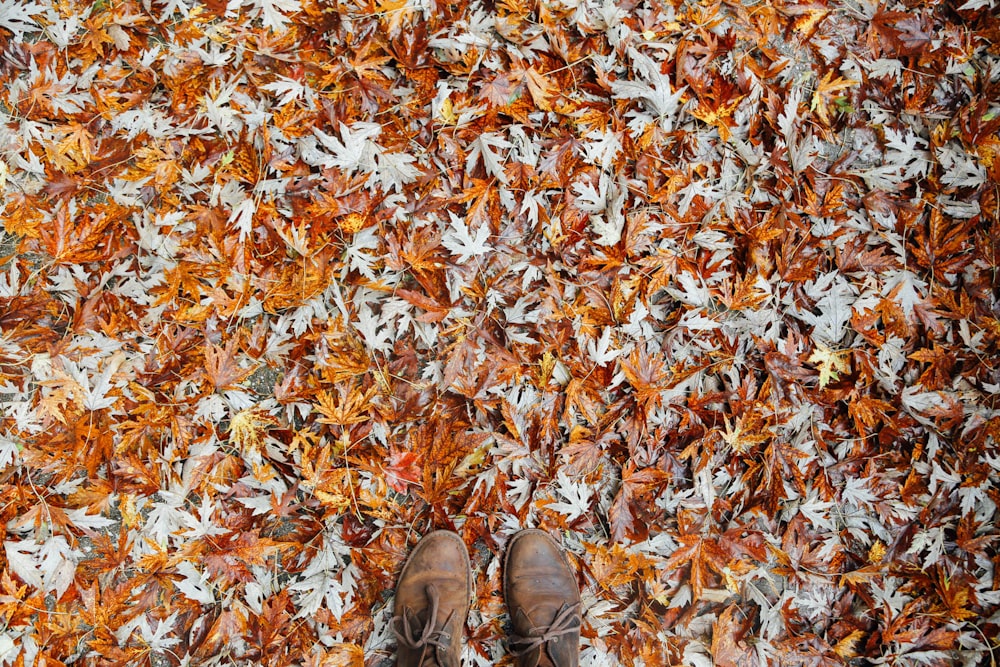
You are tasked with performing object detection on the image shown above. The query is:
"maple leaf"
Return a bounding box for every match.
[612,47,684,130]
[442,213,493,262]
[228,407,278,452]
[466,132,512,183]
[383,449,422,494]
[664,534,730,602]
[711,604,752,667]
[245,0,301,32]
[810,71,858,125]
[871,10,932,57]
[313,123,381,173]
[544,470,594,522]
[522,67,555,111]
[808,343,851,388]
[4,536,79,597]
[203,339,253,391]
[608,463,667,542]
[690,96,743,142]
[175,561,216,605]
[313,384,375,428]
[0,0,43,39]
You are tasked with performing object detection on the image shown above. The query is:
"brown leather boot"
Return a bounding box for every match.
[392,530,472,667]
[504,529,582,667]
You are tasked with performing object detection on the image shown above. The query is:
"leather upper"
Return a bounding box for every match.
[392,531,472,667]
[504,529,582,667]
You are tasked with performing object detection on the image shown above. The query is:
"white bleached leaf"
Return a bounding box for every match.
[228,197,257,242]
[861,58,903,79]
[0,633,16,663]
[906,527,946,570]
[0,435,21,468]
[144,492,193,547]
[262,75,309,106]
[667,272,711,308]
[442,214,493,262]
[59,353,126,412]
[373,151,420,193]
[797,493,837,532]
[244,0,301,31]
[5,541,43,590]
[957,0,993,7]
[797,272,857,344]
[590,207,625,247]
[180,499,229,539]
[174,561,216,605]
[313,122,381,172]
[467,132,512,183]
[66,508,116,530]
[503,295,538,325]
[572,179,604,213]
[778,88,802,144]
[586,327,621,365]
[883,269,926,318]
[235,494,274,516]
[4,536,79,597]
[884,126,930,181]
[682,643,715,667]
[580,129,622,170]
[900,387,955,430]
[157,0,192,20]
[612,47,684,130]
[897,650,956,666]
[936,142,986,188]
[354,303,394,352]
[841,476,878,508]
[0,0,43,39]
[573,173,625,246]
[291,528,356,621]
[140,612,181,651]
[678,310,719,332]
[344,226,380,280]
[546,470,594,521]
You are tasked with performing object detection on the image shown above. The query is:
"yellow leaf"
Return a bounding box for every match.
[808,342,851,388]
[868,540,886,565]
[524,67,555,111]
[834,630,865,659]
[376,0,411,35]
[539,351,556,385]
[338,212,368,234]
[229,408,278,453]
[810,72,857,125]
[793,9,829,35]
[977,133,1000,169]
[1,192,44,238]
[690,97,743,141]
[48,123,94,173]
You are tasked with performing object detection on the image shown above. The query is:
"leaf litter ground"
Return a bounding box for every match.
[0,0,999,665]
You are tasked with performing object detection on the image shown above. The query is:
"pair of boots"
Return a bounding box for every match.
[392,529,581,667]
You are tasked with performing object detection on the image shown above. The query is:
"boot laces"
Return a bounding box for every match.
[509,601,581,657]
[392,584,456,665]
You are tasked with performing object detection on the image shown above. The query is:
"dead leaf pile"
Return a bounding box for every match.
[0,0,998,665]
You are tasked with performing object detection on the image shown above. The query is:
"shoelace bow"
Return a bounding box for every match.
[509,601,581,657]
[392,584,456,665]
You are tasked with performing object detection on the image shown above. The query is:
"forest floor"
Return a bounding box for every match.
[1,0,999,665]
